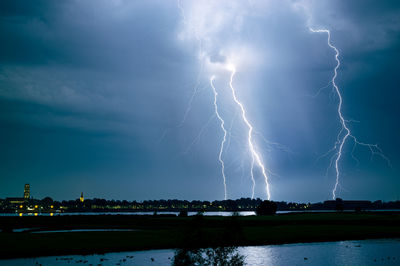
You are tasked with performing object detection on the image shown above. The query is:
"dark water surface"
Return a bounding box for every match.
[1,239,399,265]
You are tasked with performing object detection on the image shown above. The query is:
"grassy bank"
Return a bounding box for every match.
[1,212,400,259]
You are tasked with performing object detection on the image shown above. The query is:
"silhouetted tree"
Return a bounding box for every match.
[335,198,344,212]
[256,200,277,215]
[41,197,54,208]
[173,247,244,266]
[178,210,188,217]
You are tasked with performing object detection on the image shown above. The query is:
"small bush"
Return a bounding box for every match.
[256,200,277,215]
[178,210,188,217]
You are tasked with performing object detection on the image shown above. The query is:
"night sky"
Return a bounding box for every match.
[1,0,399,202]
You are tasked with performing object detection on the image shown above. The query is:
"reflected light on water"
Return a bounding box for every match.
[240,246,275,265]
[1,239,400,266]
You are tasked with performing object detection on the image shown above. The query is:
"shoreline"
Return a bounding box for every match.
[2,209,400,215]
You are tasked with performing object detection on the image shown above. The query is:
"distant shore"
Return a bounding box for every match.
[3,197,399,215]
[2,209,400,216]
[1,212,400,259]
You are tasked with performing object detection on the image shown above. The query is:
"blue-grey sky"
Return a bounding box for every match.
[1,0,399,202]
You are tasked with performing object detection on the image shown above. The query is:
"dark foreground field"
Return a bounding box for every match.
[1,212,400,259]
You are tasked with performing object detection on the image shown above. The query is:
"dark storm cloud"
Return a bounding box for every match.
[303,0,400,52]
[0,0,191,130]
[0,0,66,64]
[0,0,399,201]
[0,0,181,68]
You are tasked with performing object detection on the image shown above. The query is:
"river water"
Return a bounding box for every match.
[1,239,399,265]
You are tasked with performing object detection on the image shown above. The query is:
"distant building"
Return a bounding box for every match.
[5,184,30,208]
[24,184,30,200]
[80,192,84,203]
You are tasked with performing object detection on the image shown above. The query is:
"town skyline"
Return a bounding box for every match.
[2,183,400,204]
[2,183,400,215]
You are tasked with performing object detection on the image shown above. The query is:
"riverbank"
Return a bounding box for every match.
[1,212,400,259]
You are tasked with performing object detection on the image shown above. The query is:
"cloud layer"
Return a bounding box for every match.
[0,0,399,201]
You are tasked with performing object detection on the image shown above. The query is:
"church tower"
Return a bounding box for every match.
[80,192,84,203]
[24,184,30,200]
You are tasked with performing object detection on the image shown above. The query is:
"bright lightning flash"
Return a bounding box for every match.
[227,65,271,200]
[178,1,273,199]
[310,28,390,199]
[210,76,228,200]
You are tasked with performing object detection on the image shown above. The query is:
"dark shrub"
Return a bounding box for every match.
[178,210,188,217]
[256,200,277,215]
[173,247,244,266]
[335,198,344,212]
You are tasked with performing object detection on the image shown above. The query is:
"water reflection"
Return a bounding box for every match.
[240,239,400,266]
[1,239,399,265]
[172,247,244,265]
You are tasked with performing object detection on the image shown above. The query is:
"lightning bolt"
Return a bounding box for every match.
[310,28,391,199]
[176,0,205,129]
[227,65,271,200]
[177,2,278,200]
[182,114,215,154]
[177,65,205,128]
[210,76,228,200]
[177,0,230,199]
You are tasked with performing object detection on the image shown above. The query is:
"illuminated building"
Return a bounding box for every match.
[6,197,24,205]
[80,192,84,203]
[6,183,30,206]
[24,184,30,200]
